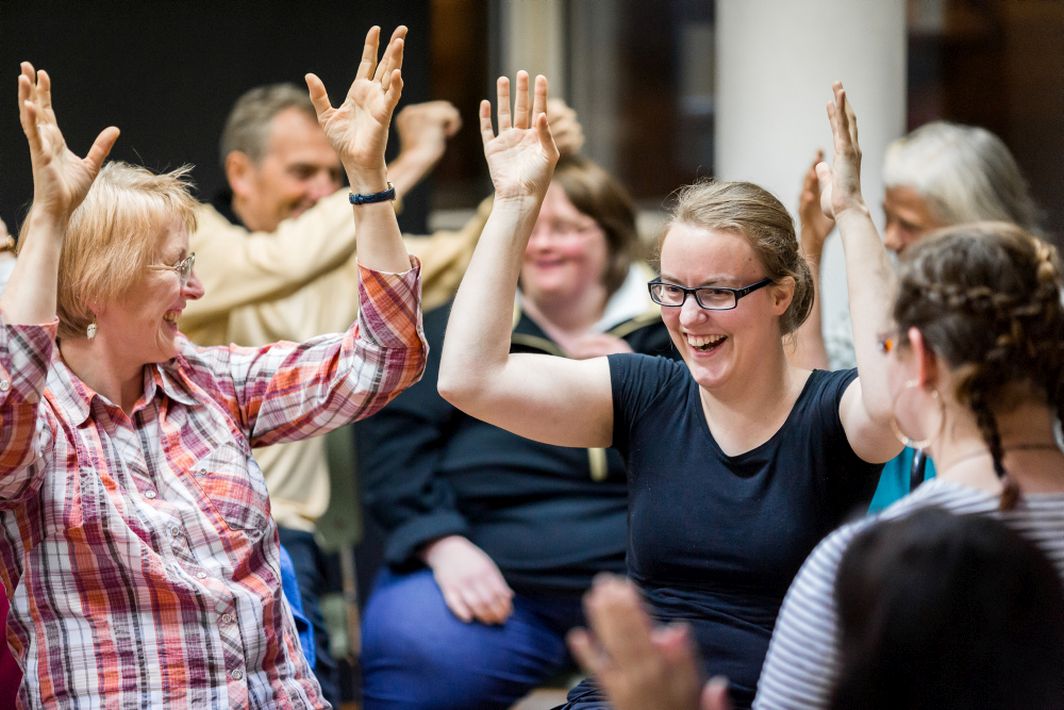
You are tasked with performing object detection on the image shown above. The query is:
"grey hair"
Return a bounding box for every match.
[883,121,1042,232]
[218,83,315,167]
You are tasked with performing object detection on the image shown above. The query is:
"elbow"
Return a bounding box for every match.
[436,366,472,410]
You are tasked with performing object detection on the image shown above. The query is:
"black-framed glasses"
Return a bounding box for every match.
[149,253,196,287]
[647,277,774,310]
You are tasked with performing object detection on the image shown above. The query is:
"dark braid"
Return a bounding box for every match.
[893,222,1064,509]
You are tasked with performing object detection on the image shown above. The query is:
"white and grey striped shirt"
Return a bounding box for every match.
[754,478,1064,709]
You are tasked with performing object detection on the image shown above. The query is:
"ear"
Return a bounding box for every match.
[906,326,939,388]
[770,276,796,317]
[224,151,256,199]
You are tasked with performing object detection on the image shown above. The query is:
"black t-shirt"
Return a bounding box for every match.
[607,354,880,708]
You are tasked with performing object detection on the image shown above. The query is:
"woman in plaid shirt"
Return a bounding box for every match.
[0,26,425,708]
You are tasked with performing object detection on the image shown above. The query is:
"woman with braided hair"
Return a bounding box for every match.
[753,143,1064,708]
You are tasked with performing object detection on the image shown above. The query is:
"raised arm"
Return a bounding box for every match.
[819,83,900,463]
[1,63,118,324]
[436,73,614,448]
[305,25,410,273]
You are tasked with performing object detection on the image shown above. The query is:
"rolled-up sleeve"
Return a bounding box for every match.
[199,257,427,448]
[0,319,58,503]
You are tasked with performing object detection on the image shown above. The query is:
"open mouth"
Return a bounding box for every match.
[162,311,181,326]
[687,334,727,353]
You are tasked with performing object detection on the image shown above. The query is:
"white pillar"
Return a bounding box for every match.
[716,0,906,349]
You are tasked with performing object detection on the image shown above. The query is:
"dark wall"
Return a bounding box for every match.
[1,1,432,235]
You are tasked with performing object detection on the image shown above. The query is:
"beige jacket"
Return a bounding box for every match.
[182,189,491,531]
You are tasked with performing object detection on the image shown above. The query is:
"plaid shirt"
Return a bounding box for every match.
[0,261,426,708]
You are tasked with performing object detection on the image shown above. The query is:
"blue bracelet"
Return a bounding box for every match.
[349,182,396,205]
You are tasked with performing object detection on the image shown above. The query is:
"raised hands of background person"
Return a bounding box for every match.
[815,82,868,222]
[396,100,462,168]
[305,25,406,185]
[480,71,559,202]
[799,149,835,261]
[546,98,585,157]
[567,575,732,710]
[419,534,515,625]
[17,62,119,224]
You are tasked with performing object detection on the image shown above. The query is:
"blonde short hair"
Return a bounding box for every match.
[661,179,814,336]
[58,161,198,340]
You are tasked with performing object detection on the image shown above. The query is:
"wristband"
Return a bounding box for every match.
[349,182,396,205]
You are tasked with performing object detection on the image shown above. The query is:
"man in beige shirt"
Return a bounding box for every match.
[180,80,583,702]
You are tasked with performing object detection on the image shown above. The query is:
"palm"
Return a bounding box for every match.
[18,63,116,220]
[319,79,393,172]
[484,126,554,199]
[305,26,405,178]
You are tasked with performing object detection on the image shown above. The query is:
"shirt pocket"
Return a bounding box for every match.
[188,440,271,535]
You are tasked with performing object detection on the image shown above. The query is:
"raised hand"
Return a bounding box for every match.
[420,535,514,625]
[547,98,585,157]
[305,26,406,188]
[816,82,867,221]
[396,100,462,167]
[480,71,559,201]
[18,62,119,223]
[799,149,835,259]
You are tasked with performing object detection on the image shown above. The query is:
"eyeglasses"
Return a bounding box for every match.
[647,277,774,310]
[876,332,897,355]
[149,253,196,287]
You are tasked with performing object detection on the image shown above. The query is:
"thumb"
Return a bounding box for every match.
[701,676,732,710]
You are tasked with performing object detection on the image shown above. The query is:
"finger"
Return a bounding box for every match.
[535,111,559,161]
[583,575,655,666]
[36,69,52,113]
[304,73,333,119]
[567,627,605,676]
[444,110,462,136]
[440,586,473,623]
[358,25,382,82]
[478,99,495,147]
[496,76,511,131]
[84,126,120,174]
[532,74,548,120]
[377,28,407,84]
[513,70,530,129]
[383,68,404,112]
[701,677,733,710]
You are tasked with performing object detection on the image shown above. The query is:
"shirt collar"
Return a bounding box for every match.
[50,345,199,427]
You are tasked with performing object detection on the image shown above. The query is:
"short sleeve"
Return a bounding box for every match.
[607,353,687,460]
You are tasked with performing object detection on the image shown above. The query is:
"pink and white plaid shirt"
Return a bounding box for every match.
[0,261,426,708]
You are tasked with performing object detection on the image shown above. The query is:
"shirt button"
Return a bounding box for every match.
[230,669,244,681]
[0,380,9,391]
[221,613,235,624]
[144,490,157,499]
[195,468,207,477]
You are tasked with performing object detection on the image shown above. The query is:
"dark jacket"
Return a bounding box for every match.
[356,284,676,596]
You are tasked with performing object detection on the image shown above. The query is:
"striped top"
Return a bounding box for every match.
[754,477,1064,709]
[0,261,426,708]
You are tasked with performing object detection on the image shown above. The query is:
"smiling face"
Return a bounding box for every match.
[520,182,610,309]
[658,223,791,392]
[230,107,342,232]
[94,217,204,367]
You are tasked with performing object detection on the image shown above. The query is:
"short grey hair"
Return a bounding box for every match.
[883,121,1042,232]
[218,83,315,167]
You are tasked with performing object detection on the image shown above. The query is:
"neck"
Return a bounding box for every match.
[701,345,802,424]
[60,337,145,414]
[230,197,263,232]
[928,398,1064,493]
[523,286,608,339]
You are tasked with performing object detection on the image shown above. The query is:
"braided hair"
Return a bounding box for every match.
[892,223,1064,509]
